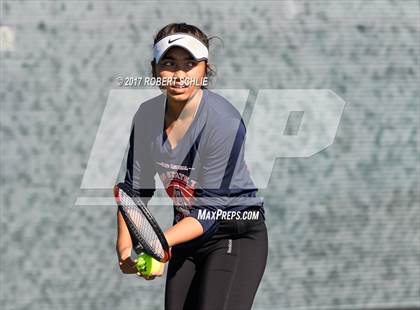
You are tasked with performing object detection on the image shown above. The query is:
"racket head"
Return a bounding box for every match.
[114,183,170,262]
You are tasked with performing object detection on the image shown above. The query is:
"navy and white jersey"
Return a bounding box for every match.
[124,89,264,245]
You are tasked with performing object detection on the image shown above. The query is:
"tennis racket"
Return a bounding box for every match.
[114,182,170,276]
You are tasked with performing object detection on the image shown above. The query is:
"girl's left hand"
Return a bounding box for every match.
[136,260,166,280]
[137,246,171,280]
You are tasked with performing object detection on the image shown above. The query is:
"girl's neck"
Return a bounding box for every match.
[166,88,203,121]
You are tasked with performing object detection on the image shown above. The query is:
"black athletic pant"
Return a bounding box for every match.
[165,209,268,310]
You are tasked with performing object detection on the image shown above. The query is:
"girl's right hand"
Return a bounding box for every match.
[118,254,157,280]
[118,255,138,274]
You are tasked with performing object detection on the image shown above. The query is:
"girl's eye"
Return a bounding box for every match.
[186,62,197,68]
[161,61,174,67]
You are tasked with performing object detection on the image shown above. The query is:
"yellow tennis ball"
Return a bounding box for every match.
[135,253,161,276]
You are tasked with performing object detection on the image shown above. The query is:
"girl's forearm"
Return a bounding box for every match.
[117,245,132,260]
[116,210,133,259]
[164,217,204,247]
[117,208,204,253]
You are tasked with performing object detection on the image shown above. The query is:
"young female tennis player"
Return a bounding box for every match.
[116,23,268,310]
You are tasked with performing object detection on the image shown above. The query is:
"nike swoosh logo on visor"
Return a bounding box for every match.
[168,37,183,44]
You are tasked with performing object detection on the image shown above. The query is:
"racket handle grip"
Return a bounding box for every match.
[135,253,161,276]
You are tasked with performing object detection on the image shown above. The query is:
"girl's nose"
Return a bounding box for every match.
[173,68,188,79]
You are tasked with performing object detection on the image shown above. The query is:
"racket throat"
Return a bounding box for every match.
[133,244,143,255]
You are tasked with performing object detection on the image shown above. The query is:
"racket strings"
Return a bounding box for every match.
[119,190,165,259]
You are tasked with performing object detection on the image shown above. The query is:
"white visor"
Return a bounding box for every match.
[153,33,209,63]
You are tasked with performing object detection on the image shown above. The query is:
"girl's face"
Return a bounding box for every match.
[156,47,207,102]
